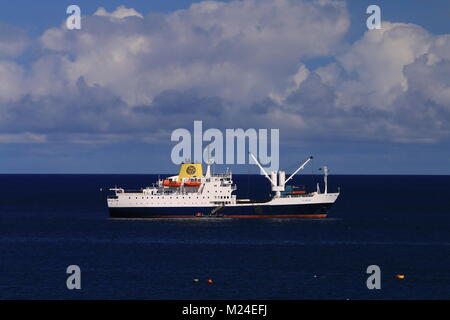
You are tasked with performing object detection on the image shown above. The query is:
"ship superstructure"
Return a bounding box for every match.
[107,154,340,218]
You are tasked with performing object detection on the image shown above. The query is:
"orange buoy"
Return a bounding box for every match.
[207,279,213,284]
[395,274,405,279]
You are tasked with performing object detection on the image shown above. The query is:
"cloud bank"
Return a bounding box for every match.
[0,0,449,145]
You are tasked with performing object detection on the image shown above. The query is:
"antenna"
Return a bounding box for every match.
[204,145,214,178]
[319,166,329,194]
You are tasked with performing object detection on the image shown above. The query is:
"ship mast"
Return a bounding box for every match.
[205,145,213,178]
[249,153,313,197]
[319,166,329,194]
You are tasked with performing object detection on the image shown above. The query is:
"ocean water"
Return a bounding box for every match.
[0,174,449,300]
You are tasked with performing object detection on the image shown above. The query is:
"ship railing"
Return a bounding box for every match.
[117,189,144,194]
[282,193,314,198]
[213,173,232,178]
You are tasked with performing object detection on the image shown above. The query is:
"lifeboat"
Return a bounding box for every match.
[184,180,202,187]
[163,180,181,187]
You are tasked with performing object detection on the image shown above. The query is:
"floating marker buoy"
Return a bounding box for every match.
[207,279,213,284]
[313,275,319,278]
[193,279,200,283]
[395,274,405,279]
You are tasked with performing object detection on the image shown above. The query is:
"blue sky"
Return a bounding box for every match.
[0,0,449,174]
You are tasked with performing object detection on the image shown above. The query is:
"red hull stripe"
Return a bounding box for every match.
[222,214,327,219]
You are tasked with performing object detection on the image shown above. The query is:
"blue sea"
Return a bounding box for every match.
[0,174,449,300]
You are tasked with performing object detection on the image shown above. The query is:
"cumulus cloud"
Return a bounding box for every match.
[0,22,29,58]
[281,22,450,142]
[0,61,25,102]
[335,22,431,110]
[94,6,144,19]
[37,0,349,107]
[0,0,449,146]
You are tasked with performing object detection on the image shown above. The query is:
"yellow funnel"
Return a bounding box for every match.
[178,163,203,180]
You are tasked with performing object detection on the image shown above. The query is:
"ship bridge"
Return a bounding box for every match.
[108,161,237,208]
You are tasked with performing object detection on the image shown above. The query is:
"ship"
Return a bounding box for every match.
[107,153,340,218]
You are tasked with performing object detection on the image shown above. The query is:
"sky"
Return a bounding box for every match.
[0,0,449,174]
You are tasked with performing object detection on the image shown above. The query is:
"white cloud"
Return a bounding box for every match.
[335,22,432,110]
[38,0,349,106]
[0,61,24,102]
[279,22,450,142]
[0,22,28,58]
[0,133,46,144]
[0,0,448,145]
[94,6,144,19]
